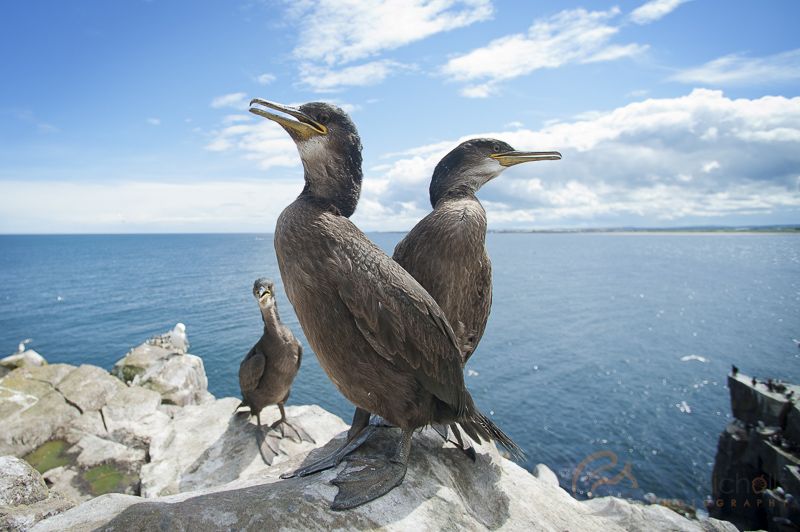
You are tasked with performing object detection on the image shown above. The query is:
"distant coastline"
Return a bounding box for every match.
[488,225,800,234]
[0,225,798,236]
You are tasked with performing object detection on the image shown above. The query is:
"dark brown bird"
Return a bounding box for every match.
[249,98,524,510]
[238,278,311,463]
[393,139,559,457]
[394,138,560,364]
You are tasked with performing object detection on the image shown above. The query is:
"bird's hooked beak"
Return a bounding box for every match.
[256,285,272,304]
[249,98,328,140]
[490,150,562,167]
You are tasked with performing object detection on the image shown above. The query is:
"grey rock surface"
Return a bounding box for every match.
[111,342,211,406]
[0,456,74,532]
[34,428,737,532]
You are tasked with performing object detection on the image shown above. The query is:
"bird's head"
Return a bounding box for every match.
[252,278,276,310]
[249,99,362,217]
[429,138,561,207]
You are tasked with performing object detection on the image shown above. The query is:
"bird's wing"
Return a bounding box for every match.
[334,230,466,415]
[239,347,266,393]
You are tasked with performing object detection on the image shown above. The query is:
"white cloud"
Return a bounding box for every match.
[442,8,647,97]
[256,73,276,85]
[299,60,406,92]
[291,0,492,65]
[146,117,161,126]
[629,0,689,25]
[671,49,800,86]
[355,89,800,228]
[205,118,300,170]
[210,92,248,109]
[287,0,491,92]
[0,179,303,233]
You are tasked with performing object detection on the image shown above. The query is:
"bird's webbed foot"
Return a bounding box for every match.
[280,407,374,479]
[271,417,315,444]
[329,428,413,510]
[330,457,407,510]
[280,424,376,479]
[256,425,282,465]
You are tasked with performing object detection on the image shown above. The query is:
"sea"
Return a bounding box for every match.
[1,232,798,507]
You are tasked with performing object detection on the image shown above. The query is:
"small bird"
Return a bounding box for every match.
[168,323,189,353]
[393,138,560,457]
[731,365,739,376]
[237,278,312,464]
[752,377,758,386]
[250,98,524,510]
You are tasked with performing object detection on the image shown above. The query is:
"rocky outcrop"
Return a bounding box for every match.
[31,427,736,532]
[0,456,73,532]
[111,324,210,406]
[710,372,800,530]
[2,329,741,531]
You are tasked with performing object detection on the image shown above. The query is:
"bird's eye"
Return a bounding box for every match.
[318,113,330,124]
[492,144,500,152]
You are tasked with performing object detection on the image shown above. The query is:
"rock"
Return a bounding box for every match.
[35,427,736,532]
[728,373,790,427]
[0,349,47,371]
[0,369,81,456]
[786,402,800,445]
[141,401,345,497]
[0,456,74,531]
[73,434,146,469]
[56,365,125,414]
[711,371,800,530]
[101,385,170,445]
[0,456,48,506]
[111,342,211,406]
[581,497,735,532]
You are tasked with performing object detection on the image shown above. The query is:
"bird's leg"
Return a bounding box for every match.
[330,428,413,510]
[280,407,376,479]
[256,411,280,465]
[450,423,477,462]
[270,403,315,444]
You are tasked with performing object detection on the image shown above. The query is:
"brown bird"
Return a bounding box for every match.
[237,278,312,464]
[249,98,524,510]
[393,138,560,457]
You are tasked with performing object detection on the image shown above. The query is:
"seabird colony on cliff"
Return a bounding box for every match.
[242,97,560,509]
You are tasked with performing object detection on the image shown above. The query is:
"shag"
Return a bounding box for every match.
[731,364,738,376]
[393,139,560,457]
[395,138,559,361]
[237,278,312,464]
[249,98,524,510]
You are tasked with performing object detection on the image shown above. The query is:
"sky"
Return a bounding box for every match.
[1,0,799,233]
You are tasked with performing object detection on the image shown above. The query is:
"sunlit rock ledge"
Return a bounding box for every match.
[1,330,736,531]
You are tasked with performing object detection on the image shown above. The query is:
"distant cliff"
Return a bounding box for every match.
[710,371,800,530]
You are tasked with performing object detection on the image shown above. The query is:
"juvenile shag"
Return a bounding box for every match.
[393,138,560,457]
[249,98,525,510]
[238,278,312,464]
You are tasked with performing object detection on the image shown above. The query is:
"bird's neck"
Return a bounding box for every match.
[300,144,363,218]
[431,184,478,209]
[260,305,282,336]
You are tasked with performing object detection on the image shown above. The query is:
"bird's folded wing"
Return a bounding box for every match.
[239,348,266,392]
[335,242,466,416]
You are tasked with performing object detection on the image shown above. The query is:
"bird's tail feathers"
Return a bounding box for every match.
[461,401,526,462]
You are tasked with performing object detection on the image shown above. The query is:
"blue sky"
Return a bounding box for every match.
[1,0,799,233]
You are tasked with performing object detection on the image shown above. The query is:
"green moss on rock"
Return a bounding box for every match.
[23,440,71,473]
[82,464,137,496]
